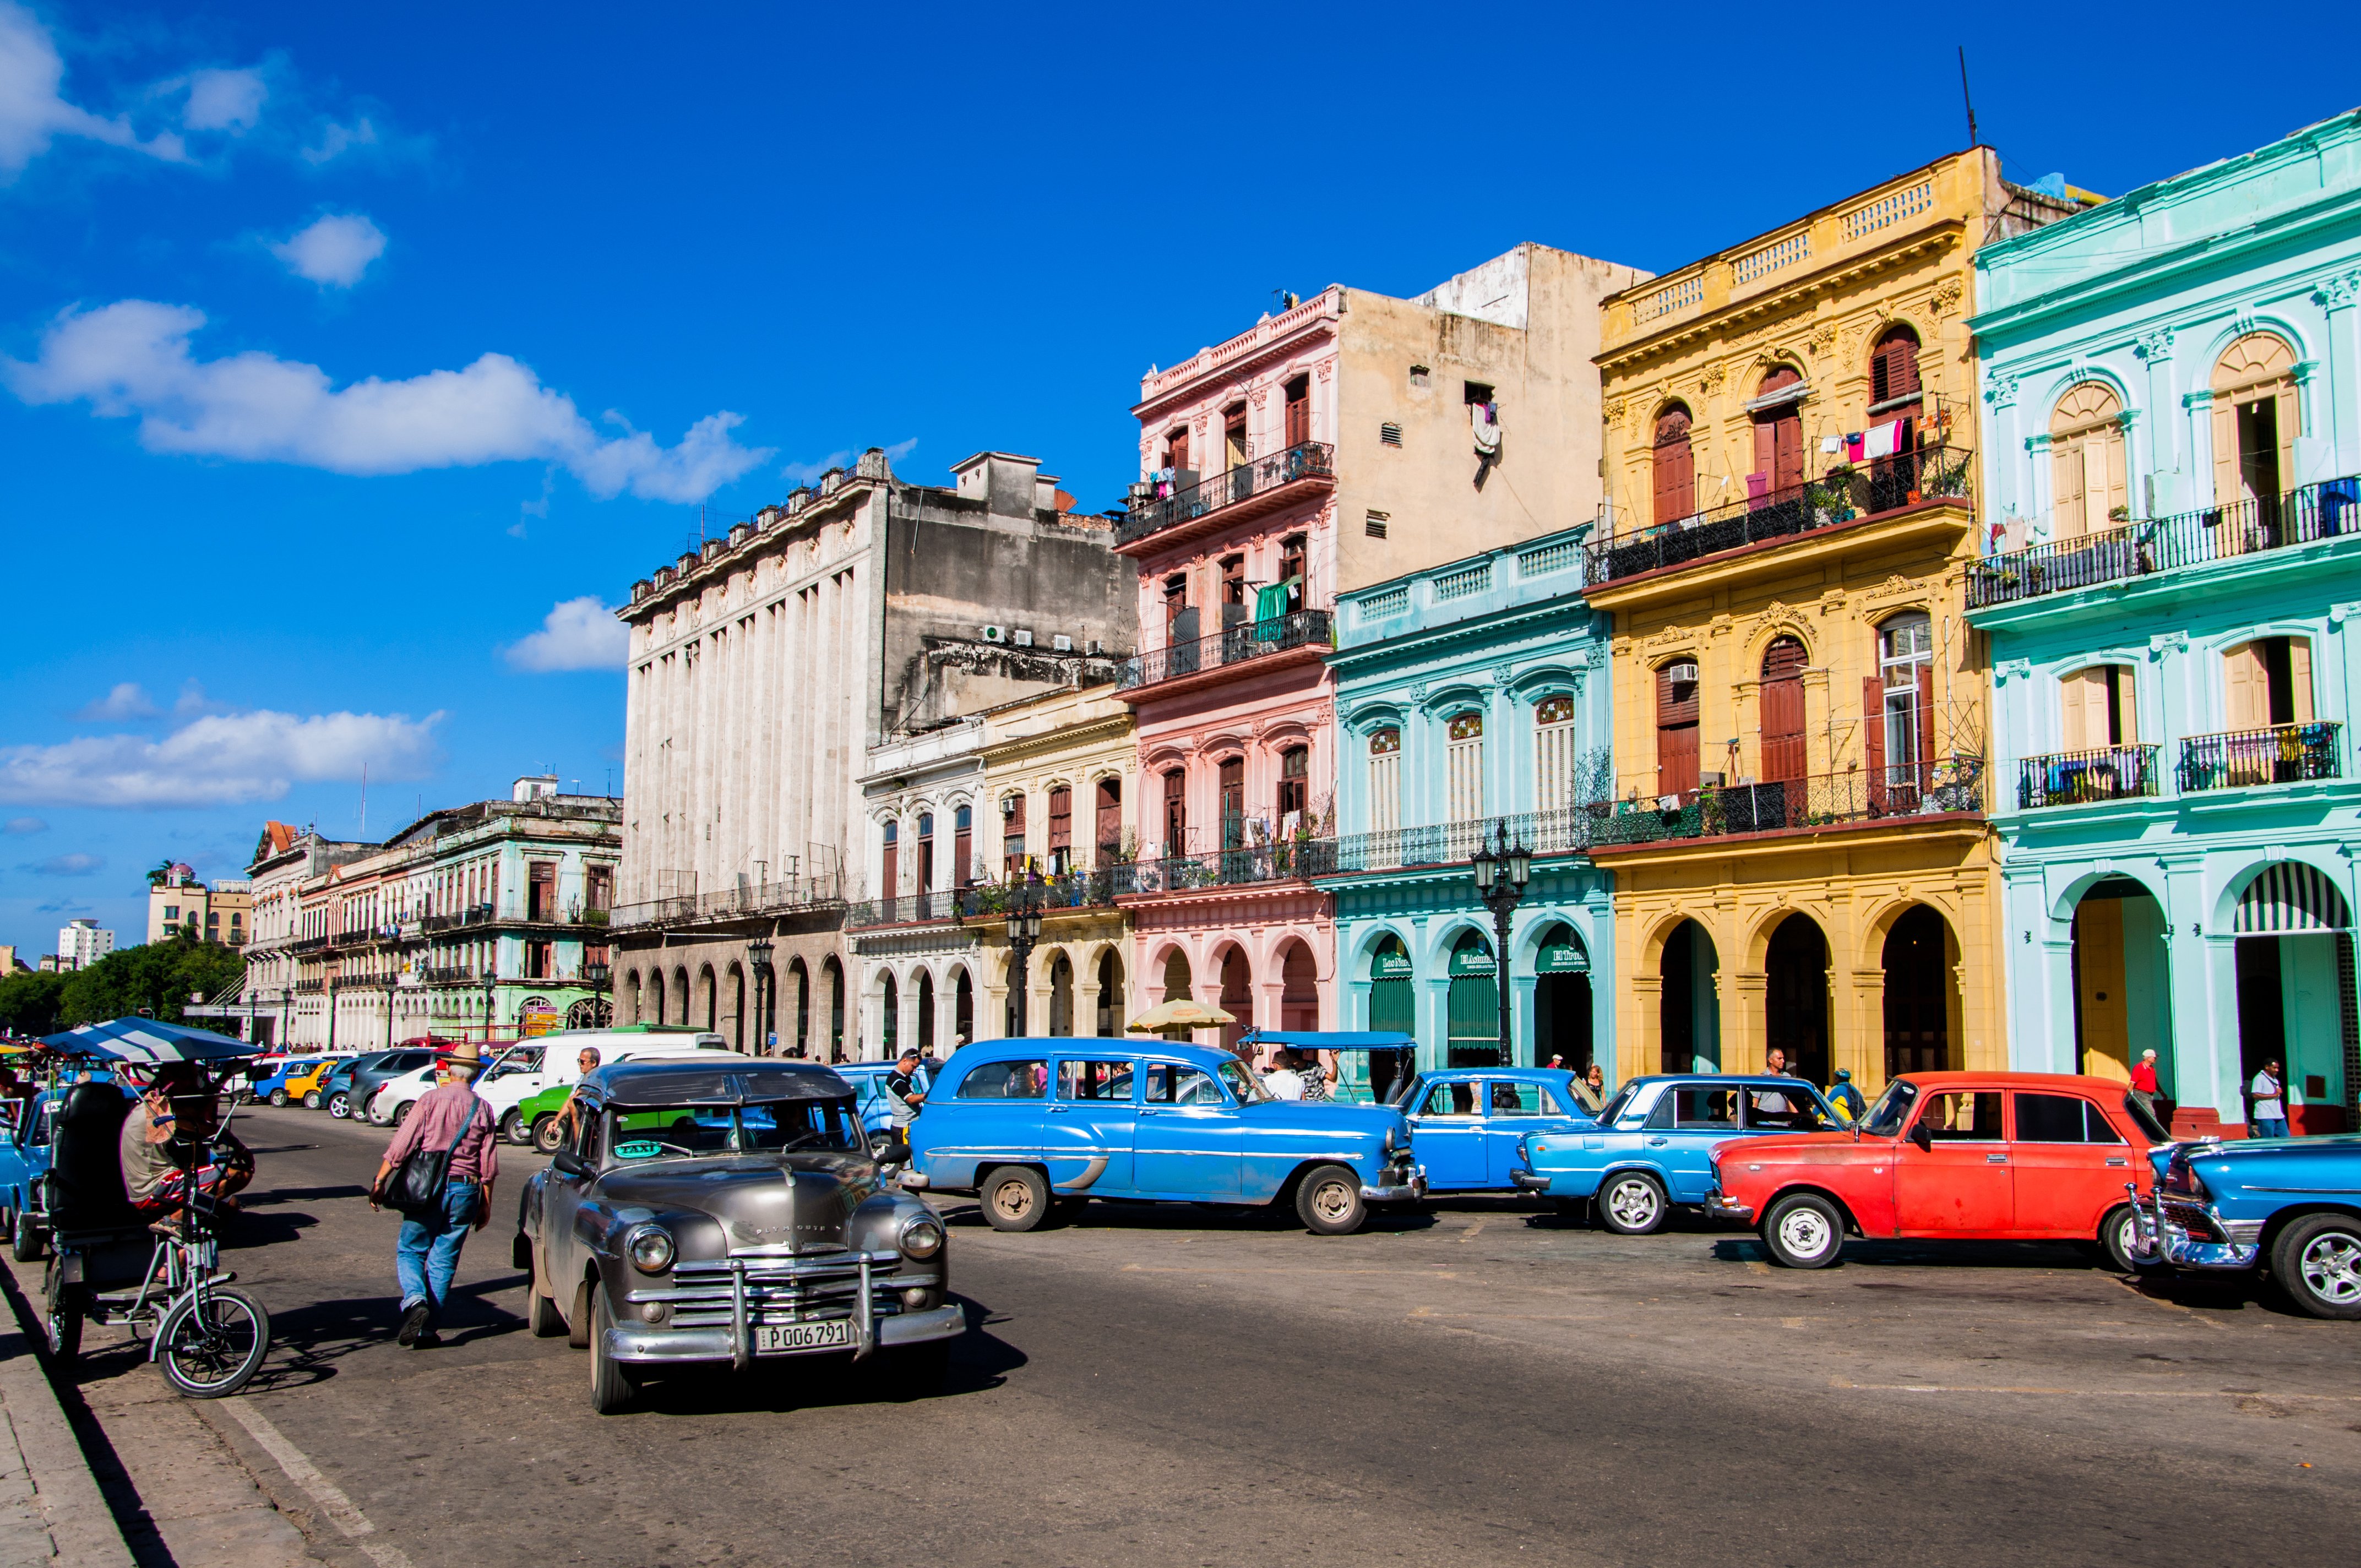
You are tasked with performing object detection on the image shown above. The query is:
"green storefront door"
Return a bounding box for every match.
[1369,943,1415,1101]
[1447,934,1501,1067]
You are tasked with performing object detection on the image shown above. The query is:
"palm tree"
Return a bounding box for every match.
[147,858,177,888]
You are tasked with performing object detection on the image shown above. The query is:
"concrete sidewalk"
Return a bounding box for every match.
[0,1263,133,1567]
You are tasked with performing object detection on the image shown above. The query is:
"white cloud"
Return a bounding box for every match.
[299,115,375,165]
[504,597,628,673]
[172,678,227,717]
[26,851,100,875]
[781,449,854,486]
[0,1,187,178]
[2,816,45,835]
[179,67,265,133]
[0,705,443,808]
[271,213,385,287]
[4,300,774,503]
[75,681,160,721]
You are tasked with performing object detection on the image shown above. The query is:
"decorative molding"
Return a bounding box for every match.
[1859,574,1920,604]
[1492,664,1518,687]
[2134,327,2175,360]
[1983,369,2019,409]
[1994,658,2031,684]
[2319,270,2361,312]
[1696,363,1726,396]
[2183,388,2214,410]
[1314,361,1335,383]
[2328,601,2361,626]
[1929,279,1962,317]
[1807,323,1836,360]
[1408,681,1428,702]
[2149,630,2189,656]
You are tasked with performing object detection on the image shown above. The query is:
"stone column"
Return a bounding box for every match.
[2136,328,2180,515]
[2321,271,2361,475]
[2183,389,2216,510]
[1627,973,1662,1082]
[1847,966,1885,1087]
[2025,432,2054,542]
[1416,974,1451,1075]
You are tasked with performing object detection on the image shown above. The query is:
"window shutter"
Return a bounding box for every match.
[1653,409,1694,525]
[2223,643,2264,730]
[2052,442,2086,540]
[2289,639,2315,723]
[1916,662,1936,781]
[2096,426,2128,529]
[1759,638,1808,783]
[1863,677,1886,791]
[2211,401,2240,514]
[2113,666,2137,747]
[2060,669,2091,751]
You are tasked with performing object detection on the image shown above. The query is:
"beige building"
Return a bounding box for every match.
[146,866,249,948]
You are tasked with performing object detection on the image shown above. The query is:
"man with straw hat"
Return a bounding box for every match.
[371,1040,499,1349]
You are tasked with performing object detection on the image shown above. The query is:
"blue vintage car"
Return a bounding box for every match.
[2131,1132,2361,1318]
[1390,1068,1600,1194]
[0,1090,57,1261]
[254,1055,325,1107]
[832,1059,937,1137]
[906,1038,1424,1235]
[1511,1074,1847,1233]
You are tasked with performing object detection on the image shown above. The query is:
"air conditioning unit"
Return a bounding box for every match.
[1052,634,1073,652]
[1000,797,1018,815]
[981,625,1007,644]
[1666,661,1699,684]
[1012,629,1034,647]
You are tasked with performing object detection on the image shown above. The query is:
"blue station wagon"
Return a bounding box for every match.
[2132,1132,2361,1319]
[1511,1074,1847,1234]
[1391,1068,1600,1195]
[906,1038,1424,1235]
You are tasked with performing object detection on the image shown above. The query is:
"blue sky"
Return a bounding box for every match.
[3,0,2355,959]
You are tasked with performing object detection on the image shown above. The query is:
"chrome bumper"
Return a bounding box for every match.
[1704,1192,1755,1223]
[605,1302,963,1365]
[1361,1166,1427,1203]
[2134,1190,2261,1271]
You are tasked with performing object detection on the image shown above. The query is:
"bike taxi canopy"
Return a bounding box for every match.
[37,1017,258,1064]
[1236,1030,1415,1052]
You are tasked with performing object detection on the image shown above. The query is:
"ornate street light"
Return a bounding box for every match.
[745,935,773,1054]
[1470,819,1533,1068]
[481,970,498,1046]
[1005,877,1046,1035]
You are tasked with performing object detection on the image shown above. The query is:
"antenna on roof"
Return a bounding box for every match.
[1957,46,1979,149]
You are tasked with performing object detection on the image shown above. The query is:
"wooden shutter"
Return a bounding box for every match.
[1168,427,1190,472]
[2060,668,2094,751]
[953,818,972,884]
[1163,770,1186,851]
[2053,442,2087,540]
[1656,667,1700,797]
[1095,780,1122,855]
[2223,643,2265,730]
[2211,401,2240,515]
[880,840,897,901]
[1653,408,1694,526]
[1863,677,1887,802]
[2093,427,2128,530]
[2112,666,2137,746]
[1285,379,1310,447]
[1915,662,1936,783]
[1753,418,1777,491]
[2289,638,2315,723]
[1048,787,1073,852]
[1759,638,1808,783]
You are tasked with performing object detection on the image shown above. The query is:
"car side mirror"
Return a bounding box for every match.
[1908,1123,1933,1153]
[551,1148,587,1178]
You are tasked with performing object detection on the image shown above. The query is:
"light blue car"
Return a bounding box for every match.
[831,1059,934,1137]
[1389,1068,1601,1195]
[1511,1074,1846,1234]
[906,1037,1423,1235]
[2131,1131,2361,1319]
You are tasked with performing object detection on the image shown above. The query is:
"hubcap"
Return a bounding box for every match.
[993,1182,1033,1220]
[1779,1207,1832,1259]
[1609,1180,1658,1228]
[2300,1231,2361,1304]
[1311,1180,1354,1224]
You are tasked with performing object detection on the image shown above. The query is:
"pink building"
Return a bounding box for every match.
[1114,247,1641,1049]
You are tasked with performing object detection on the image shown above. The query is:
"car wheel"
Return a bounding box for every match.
[1598,1172,1668,1236]
[392,1100,413,1129]
[588,1288,639,1414]
[568,1278,595,1351]
[880,1341,950,1401]
[529,1249,567,1338]
[500,1109,526,1145]
[327,1091,351,1119]
[980,1167,1049,1233]
[302,1091,322,1110]
[42,1264,83,1364]
[1294,1163,1367,1235]
[1761,1193,1845,1269]
[12,1217,43,1264]
[269,1089,289,1107]
[2271,1212,2361,1320]
[2099,1204,2146,1273]
[532,1115,565,1156]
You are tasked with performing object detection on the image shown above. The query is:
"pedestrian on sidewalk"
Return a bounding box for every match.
[2129,1050,2162,1124]
[2250,1060,2291,1140]
[877,1047,925,1167]
[1825,1068,1867,1123]
[371,1042,498,1349]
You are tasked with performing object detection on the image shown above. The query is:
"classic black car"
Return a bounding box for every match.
[515,1059,959,1413]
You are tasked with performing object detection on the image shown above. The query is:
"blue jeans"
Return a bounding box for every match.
[396,1181,481,1325]
[2254,1116,2291,1140]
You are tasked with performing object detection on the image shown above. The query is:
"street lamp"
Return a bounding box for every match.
[481,970,498,1046]
[744,935,773,1055]
[1469,819,1533,1068]
[585,957,612,1030]
[1004,878,1045,1036]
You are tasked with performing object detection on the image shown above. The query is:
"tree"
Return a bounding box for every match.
[56,937,246,1031]
[0,971,68,1037]
[147,858,178,888]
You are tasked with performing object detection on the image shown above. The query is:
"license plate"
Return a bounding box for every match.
[754,1319,855,1354]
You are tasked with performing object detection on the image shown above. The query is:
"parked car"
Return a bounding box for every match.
[513,1057,958,1413]
[366,1063,438,1125]
[1705,1071,2162,1270]
[906,1038,1424,1235]
[477,1030,732,1143]
[285,1057,339,1108]
[256,1056,325,1107]
[1390,1068,1598,1195]
[2131,1131,2361,1318]
[0,1079,133,1262]
[319,1049,437,1119]
[507,1042,755,1149]
[1513,1074,1847,1234]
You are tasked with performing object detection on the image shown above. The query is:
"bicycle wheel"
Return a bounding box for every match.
[155,1287,270,1398]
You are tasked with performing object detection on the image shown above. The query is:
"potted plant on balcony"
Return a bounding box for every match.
[1809,465,1858,526]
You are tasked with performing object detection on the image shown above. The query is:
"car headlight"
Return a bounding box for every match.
[624,1223,676,1274]
[1383,1126,1398,1154]
[898,1215,945,1260]
[1519,1136,1531,1164]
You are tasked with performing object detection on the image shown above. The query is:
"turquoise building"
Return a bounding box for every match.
[1969,110,2361,1136]
[1311,524,1614,1092]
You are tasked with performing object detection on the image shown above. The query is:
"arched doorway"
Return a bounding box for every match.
[1279,941,1318,1032]
[2070,875,2172,1096]
[724,963,746,1052]
[951,966,973,1048]
[1765,915,1829,1085]
[1095,949,1122,1036]
[1048,952,1074,1036]
[1533,922,1593,1074]
[1652,403,1695,526]
[1751,366,1804,505]
[2230,863,2352,1135]
[1160,949,1192,1031]
[881,972,899,1058]
[672,966,690,1026]
[1760,636,1808,785]
[646,970,663,1026]
[916,970,935,1056]
[1217,947,1251,1053]
[786,959,809,1056]
[1367,935,1415,1101]
[822,957,845,1062]
[1446,930,1500,1067]
[1658,920,1720,1073]
[698,967,718,1032]
[1881,905,1955,1077]
[625,970,643,1025]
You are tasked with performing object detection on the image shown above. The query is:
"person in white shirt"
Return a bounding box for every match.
[1262,1049,1307,1102]
[2250,1060,2291,1140]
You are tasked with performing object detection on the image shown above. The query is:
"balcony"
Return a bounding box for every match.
[1118,609,1331,699]
[2177,723,2342,793]
[1113,842,1332,896]
[1969,478,2361,610]
[1590,762,1984,850]
[418,965,479,985]
[421,903,496,934]
[845,871,1128,930]
[1316,805,1597,876]
[611,876,844,932]
[1114,442,1334,553]
[2017,745,2163,809]
[1588,445,1972,586]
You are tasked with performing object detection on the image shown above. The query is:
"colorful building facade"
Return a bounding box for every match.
[1969,109,2361,1134]
[1585,150,2088,1091]
[1314,521,1614,1094]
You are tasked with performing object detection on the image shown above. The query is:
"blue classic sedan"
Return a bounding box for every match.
[1511,1074,1847,1234]
[906,1038,1424,1235]
[1390,1068,1600,1195]
[2132,1132,2361,1318]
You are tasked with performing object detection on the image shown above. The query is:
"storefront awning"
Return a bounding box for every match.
[2233,862,2351,934]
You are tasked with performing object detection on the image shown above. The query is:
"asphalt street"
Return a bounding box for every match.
[45,1105,2361,1568]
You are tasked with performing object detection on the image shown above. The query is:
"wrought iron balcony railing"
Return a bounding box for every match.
[1119,609,1331,693]
[2177,723,2342,793]
[1317,804,1597,875]
[1116,442,1333,548]
[420,904,496,933]
[845,870,1130,929]
[1588,445,1972,585]
[611,875,844,930]
[1968,477,2361,609]
[1592,761,1984,847]
[1112,841,1334,895]
[2017,745,2162,808]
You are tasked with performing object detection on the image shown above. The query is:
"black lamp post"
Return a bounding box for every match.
[585,957,612,1030]
[1005,878,1045,1036]
[744,936,773,1054]
[481,970,498,1046]
[1469,819,1533,1068]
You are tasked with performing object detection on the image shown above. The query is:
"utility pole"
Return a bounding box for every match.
[1958,47,1979,148]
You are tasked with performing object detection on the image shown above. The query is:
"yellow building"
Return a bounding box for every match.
[1584,149,2092,1093]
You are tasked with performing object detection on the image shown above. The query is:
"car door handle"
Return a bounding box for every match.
[1985,1154,2008,1164]
[1647,1137,1668,1146]
[1046,1105,1070,1114]
[2105,1157,2128,1167]
[1138,1108,1159,1117]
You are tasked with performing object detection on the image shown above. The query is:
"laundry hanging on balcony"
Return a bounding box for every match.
[1250,576,1302,641]
[1471,401,1502,456]
[1844,420,1906,463]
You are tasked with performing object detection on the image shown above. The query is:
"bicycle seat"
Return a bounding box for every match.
[46,1082,146,1241]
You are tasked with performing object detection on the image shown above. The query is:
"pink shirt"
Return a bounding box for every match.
[381,1082,499,1185]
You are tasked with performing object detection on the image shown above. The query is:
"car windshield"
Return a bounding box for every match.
[1218,1060,1270,1105]
[1388,1074,1427,1111]
[604,1098,866,1161]
[1596,1085,1640,1125]
[2120,1091,2172,1144]
[1860,1079,1920,1137]
[1562,1076,1604,1114]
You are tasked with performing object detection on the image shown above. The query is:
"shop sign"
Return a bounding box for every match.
[1372,950,1415,979]
[1449,943,1497,977]
[1536,940,1590,974]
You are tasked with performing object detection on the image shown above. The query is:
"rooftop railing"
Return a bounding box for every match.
[611,876,844,930]
[1968,477,2361,609]
[846,870,1130,929]
[1589,445,1972,586]
[2177,723,2342,793]
[1119,608,1331,693]
[2017,745,2162,809]
[1317,804,1597,875]
[1115,442,1333,548]
[1591,761,1984,848]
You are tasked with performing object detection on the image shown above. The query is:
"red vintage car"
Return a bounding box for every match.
[1703,1071,2166,1270]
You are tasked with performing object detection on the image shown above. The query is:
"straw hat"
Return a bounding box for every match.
[436,1041,485,1070]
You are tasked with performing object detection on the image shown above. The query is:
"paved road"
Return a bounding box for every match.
[52,1106,2360,1568]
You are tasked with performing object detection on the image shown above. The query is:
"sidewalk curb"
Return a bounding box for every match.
[0,1258,135,1567]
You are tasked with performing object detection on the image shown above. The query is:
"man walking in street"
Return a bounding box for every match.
[2250,1060,2292,1140]
[371,1042,498,1348]
[878,1046,926,1167]
[2129,1050,2163,1125]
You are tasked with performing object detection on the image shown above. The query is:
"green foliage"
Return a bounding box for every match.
[0,971,69,1037]
[53,937,247,1031]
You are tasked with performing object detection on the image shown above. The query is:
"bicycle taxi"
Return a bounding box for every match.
[34,1017,274,1397]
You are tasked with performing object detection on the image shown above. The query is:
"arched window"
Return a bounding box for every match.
[1652,404,1695,526]
[1002,793,1026,875]
[1162,768,1187,856]
[1751,367,1804,498]
[1656,660,1699,797]
[1534,695,1576,808]
[1218,756,1245,849]
[916,812,934,894]
[1367,727,1402,834]
[2049,383,2126,540]
[1094,778,1122,862]
[1760,636,1808,784]
[881,971,898,1056]
[1868,328,1924,509]
[1446,711,1485,821]
[1869,326,1922,410]
[1047,785,1073,873]
[2223,636,2314,733]
[2212,334,2300,522]
[1872,612,1934,791]
[880,819,899,908]
[952,805,972,887]
[1277,745,1309,827]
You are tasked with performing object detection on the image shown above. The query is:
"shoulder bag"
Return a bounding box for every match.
[378,1097,482,1216]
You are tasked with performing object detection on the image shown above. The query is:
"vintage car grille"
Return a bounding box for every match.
[2160,1200,2223,1242]
[642,1250,910,1330]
